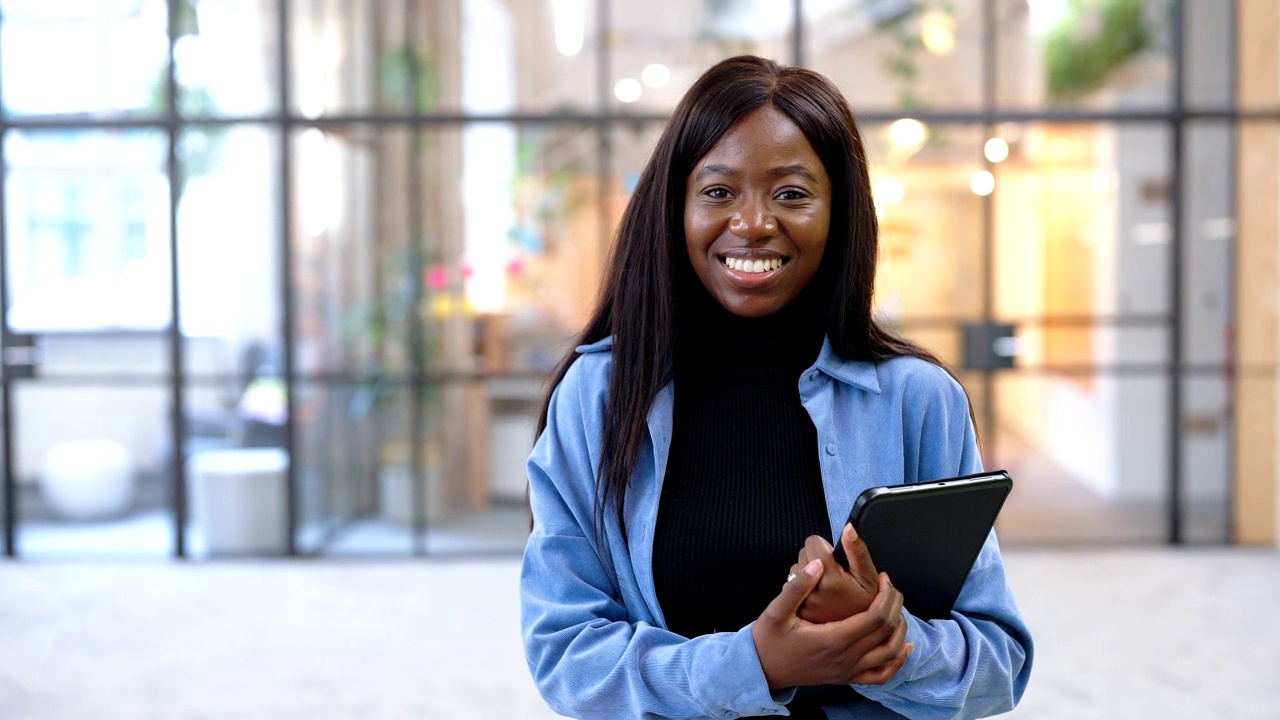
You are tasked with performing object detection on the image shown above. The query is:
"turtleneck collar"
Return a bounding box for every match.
[676,281,827,372]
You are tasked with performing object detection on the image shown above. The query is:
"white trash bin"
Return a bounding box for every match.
[188,448,288,555]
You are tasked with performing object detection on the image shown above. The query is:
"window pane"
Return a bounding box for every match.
[1182,0,1233,110]
[178,124,285,519]
[0,0,169,117]
[14,383,175,558]
[1182,376,1230,543]
[1179,123,1231,544]
[4,130,172,333]
[176,0,280,116]
[993,122,1172,321]
[994,373,1168,543]
[807,1,984,111]
[867,123,988,323]
[1182,123,1232,367]
[610,0,792,112]
[290,122,597,555]
[493,0,598,112]
[994,0,1173,111]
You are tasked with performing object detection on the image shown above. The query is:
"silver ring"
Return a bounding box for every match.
[786,572,797,583]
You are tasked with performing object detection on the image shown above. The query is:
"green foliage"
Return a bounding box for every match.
[342,246,441,418]
[1044,0,1152,102]
[379,45,441,111]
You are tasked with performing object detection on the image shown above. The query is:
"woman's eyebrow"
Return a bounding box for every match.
[694,164,738,181]
[768,164,819,182]
[693,163,819,182]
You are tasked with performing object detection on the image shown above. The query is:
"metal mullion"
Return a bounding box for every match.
[9,107,1277,133]
[1169,0,1187,545]
[979,0,997,467]
[0,4,14,558]
[406,0,428,557]
[1223,0,1239,544]
[278,0,299,556]
[165,0,190,559]
[792,0,803,67]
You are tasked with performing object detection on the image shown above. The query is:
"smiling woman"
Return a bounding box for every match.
[520,54,1033,720]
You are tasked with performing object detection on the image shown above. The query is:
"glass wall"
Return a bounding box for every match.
[0,0,1265,558]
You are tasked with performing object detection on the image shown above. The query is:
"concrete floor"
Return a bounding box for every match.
[1,547,1277,720]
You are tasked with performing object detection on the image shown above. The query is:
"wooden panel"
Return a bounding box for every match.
[1238,0,1280,109]
[1234,120,1279,545]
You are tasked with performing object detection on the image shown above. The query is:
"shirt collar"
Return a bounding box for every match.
[577,335,882,394]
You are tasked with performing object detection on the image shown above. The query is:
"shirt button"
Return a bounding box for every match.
[825,443,837,456]
[808,370,820,382]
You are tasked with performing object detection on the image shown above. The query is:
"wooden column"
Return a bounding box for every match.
[1234,0,1280,545]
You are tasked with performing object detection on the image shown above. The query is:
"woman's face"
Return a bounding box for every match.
[684,105,832,318]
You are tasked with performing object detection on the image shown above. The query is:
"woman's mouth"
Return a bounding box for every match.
[720,256,785,274]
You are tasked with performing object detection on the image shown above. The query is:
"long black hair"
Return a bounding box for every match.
[535,55,950,543]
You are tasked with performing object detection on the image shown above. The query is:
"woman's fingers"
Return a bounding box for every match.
[760,558,823,624]
[850,642,914,685]
[752,559,826,689]
[840,523,879,593]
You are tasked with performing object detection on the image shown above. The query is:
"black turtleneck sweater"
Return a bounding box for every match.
[652,284,830,638]
[651,286,868,716]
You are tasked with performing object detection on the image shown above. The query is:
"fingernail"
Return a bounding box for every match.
[804,559,822,577]
[846,522,858,540]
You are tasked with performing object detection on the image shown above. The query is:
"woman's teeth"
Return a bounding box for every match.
[722,257,783,274]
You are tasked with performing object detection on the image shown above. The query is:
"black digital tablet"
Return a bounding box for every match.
[831,470,1013,621]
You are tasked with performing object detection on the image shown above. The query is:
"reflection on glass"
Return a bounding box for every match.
[610,0,790,111]
[4,130,171,333]
[994,374,1168,543]
[807,1,982,111]
[0,0,168,117]
[14,384,175,558]
[995,0,1172,110]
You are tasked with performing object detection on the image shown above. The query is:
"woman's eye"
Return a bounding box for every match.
[705,187,730,199]
[778,189,807,201]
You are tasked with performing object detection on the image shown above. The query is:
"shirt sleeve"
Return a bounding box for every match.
[842,366,1035,720]
[520,360,791,720]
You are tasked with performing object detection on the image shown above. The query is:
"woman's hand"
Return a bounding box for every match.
[751,559,914,690]
[795,523,878,624]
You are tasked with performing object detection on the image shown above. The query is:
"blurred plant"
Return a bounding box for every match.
[342,246,447,419]
[871,1,955,111]
[1044,0,1152,103]
[379,44,441,111]
[145,0,224,192]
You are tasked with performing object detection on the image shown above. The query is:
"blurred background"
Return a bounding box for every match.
[0,0,1275,563]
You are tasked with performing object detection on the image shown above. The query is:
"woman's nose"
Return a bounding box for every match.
[728,204,777,240]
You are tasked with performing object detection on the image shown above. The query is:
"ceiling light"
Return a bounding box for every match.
[984,137,1010,163]
[641,63,670,88]
[551,0,586,56]
[970,170,995,196]
[614,78,642,103]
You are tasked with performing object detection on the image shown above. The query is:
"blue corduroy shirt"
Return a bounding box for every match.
[521,336,1033,720]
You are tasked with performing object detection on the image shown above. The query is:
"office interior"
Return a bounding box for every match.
[0,0,1278,563]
